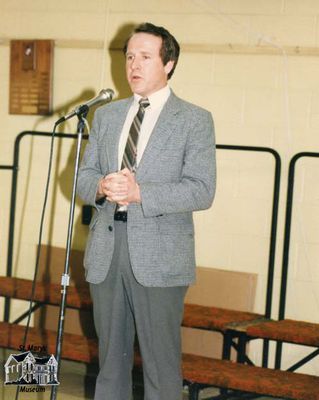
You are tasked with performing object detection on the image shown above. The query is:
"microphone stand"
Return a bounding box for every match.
[50,110,88,400]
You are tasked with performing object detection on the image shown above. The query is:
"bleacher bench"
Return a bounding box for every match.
[0,321,319,400]
[1,276,319,400]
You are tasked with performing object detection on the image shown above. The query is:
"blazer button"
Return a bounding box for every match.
[108,226,113,232]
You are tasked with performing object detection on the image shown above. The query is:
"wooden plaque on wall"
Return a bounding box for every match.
[9,39,54,115]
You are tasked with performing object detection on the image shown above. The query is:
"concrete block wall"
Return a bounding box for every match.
[0,0,319,372]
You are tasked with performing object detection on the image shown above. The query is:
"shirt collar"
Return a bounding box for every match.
[133,85,171,110]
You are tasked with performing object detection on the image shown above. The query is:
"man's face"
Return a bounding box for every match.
[125,32,174,98]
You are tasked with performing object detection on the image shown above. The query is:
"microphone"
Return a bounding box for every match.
[56,88,114,124]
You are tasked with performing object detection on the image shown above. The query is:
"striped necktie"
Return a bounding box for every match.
[121,98,150,172]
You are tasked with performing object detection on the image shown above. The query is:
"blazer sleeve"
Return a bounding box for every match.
[139,109,216,217]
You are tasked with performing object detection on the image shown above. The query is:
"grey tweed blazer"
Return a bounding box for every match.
[77,91,216,287]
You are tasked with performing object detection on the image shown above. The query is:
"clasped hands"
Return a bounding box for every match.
[97,168,141,206]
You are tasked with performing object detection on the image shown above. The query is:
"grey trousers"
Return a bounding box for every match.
[90,221,188,400]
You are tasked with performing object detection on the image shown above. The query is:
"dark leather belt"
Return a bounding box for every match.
[114,211,127,222]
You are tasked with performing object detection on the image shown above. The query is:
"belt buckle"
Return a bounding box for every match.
[114,211,127,222]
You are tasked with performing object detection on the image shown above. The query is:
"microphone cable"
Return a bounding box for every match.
[15,121,59,400]
[14,115,90,400]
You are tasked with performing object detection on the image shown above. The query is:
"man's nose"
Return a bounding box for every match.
[131,57,141,70]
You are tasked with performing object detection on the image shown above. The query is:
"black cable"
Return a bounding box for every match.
[15,122,59,400]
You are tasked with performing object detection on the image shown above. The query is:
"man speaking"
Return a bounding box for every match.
[77,22,216,400]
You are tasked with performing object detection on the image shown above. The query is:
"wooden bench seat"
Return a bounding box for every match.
[4,277,317,348]
[246,319,319,347]
[0,276,91,310]
[0,321,98,364]
[183,303,264,332]
[181,354,319,400]
[0,276,265,332]
[1,321,318,400]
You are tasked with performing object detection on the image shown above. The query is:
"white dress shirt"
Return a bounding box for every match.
[118,85,171,170]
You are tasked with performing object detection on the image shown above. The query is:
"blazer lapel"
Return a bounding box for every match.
[137,92,182,179]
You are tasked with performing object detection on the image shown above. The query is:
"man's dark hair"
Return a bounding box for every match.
[123,22,180,80]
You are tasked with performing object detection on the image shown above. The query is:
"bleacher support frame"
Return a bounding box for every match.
[0,132,281,339]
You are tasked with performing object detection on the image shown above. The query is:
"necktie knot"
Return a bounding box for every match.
[139,98,150,110]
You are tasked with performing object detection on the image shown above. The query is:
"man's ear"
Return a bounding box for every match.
[164,60,174,76]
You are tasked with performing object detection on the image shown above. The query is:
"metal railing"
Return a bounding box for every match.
[275,151,319,370]
[217,144,281,367]
[1,132,282,368]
